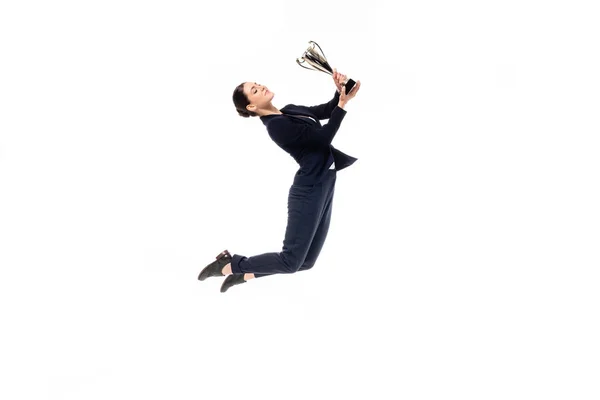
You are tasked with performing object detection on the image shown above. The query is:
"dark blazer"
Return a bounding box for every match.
[260,90,358,186]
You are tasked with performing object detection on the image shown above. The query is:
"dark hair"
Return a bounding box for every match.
[233,82,258,118]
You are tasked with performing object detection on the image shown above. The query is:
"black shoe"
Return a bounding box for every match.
[198,250,232,281]
[220,274,246,293]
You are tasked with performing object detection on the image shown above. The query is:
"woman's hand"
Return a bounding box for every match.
[338,80,360,108]
[333,67,360,108]
[333,68,347,93]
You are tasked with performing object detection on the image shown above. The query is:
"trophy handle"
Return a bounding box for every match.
[296,58,315,71]
[308,40,327,60]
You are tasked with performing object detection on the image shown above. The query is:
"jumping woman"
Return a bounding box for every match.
[198,69,361,293]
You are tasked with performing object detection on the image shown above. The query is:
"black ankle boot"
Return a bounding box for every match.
[220,274,246,293]
[198,250,232,281]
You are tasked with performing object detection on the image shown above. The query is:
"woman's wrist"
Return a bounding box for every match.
[337,101,347,109]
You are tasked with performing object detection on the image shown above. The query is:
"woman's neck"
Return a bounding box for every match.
[258,104,282,116]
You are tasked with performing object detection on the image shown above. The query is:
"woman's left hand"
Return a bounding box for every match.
[333,68,347,93]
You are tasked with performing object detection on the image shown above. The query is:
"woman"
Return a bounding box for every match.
[198,69,361,293]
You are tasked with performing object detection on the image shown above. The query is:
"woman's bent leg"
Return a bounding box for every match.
[298,171,336,272]
[230,182,327,275]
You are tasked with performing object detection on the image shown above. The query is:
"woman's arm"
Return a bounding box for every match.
[305,90,341,120]
[304,69,357,118]
[268,105,347,147]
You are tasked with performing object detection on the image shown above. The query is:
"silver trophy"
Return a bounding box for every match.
[296,41,356,94]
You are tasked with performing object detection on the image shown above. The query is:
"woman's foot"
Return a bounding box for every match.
[198,250,232,281]
[220,273,246,293]
[220,273,255,293]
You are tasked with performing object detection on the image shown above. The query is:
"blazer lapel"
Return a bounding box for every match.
[287,114,318,124]
[281,105,320,125]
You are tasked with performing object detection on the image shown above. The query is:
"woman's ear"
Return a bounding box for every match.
[246,104,256,112]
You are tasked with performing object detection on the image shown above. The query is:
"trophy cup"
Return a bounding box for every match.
[296,41,356,94]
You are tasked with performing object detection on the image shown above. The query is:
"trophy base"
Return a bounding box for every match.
[344,78,356,94]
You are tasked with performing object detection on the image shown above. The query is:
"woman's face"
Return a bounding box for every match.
[243,82,274,112]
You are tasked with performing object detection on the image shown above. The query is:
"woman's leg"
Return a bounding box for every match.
[297,192,333,272]
[298,172,336,272]
[228,182,328,276]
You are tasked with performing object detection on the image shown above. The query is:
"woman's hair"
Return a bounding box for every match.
[232,82,258,118]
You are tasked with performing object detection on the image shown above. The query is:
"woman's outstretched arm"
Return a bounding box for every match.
[305,90,341,120]
[304,69,352,120]
[267,105,347,147]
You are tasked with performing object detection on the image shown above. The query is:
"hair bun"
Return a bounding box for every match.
[233,83,256,117]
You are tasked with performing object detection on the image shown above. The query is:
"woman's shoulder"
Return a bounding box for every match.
[261,113,289,130]
[282,104,311,112]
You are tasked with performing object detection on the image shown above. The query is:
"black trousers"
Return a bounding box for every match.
[230,169,337,277]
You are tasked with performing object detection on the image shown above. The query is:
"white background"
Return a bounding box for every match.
[1,0,599,399]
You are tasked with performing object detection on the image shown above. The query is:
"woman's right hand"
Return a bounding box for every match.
[338,80,361,108]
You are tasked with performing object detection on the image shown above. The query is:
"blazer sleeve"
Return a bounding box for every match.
[268,106,347,147]
[305,90,341,120]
